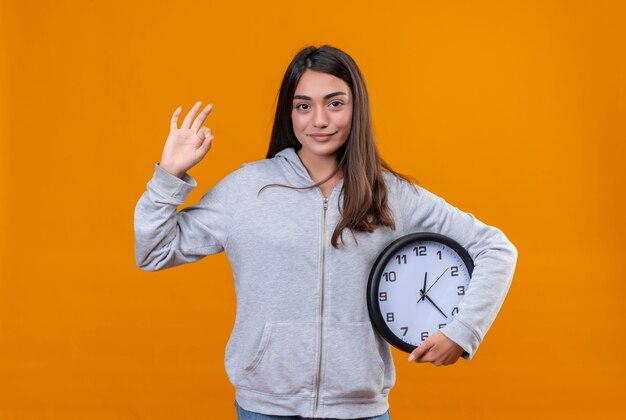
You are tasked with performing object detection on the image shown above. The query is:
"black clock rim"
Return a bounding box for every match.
[367,232,475,354]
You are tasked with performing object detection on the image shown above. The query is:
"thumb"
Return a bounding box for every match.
[408,341,431,362]
[197,127,214,155]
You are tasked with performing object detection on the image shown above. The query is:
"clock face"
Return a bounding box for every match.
[367,233,474,353]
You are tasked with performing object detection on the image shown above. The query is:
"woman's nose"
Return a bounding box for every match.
[313,108,329,128]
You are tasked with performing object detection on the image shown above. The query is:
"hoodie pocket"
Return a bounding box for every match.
[238,322,318,396]
[322,321,386,400]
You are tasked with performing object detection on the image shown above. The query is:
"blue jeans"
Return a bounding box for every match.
[234,400,391,420]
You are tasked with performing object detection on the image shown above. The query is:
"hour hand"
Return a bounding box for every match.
[418,272,427,303]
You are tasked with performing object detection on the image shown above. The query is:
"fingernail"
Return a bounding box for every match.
[408,354,415,362]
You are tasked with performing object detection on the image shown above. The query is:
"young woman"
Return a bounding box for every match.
[134,45,517,420]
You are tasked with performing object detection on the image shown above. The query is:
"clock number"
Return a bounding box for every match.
[437,250,442,260]
[451,266,459,276]
[400,327,408,337]
[421,331,429,341]
[386,312,395,322]
[395,254,407,264]
[379,292,387,301]
[457,286,465,295]
[438,323,447,329]
[451,307,459,316]
[382,271,396,282]
[413,246,427,256]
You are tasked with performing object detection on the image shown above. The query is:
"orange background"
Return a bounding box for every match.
[1,0,625,419]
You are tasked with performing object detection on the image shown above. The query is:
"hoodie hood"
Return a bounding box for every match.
[273,147,313,185]
[273,147,345,191]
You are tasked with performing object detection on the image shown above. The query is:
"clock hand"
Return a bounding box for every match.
[418,272,427,303]
[418,288,426,303]
[425,267,449,294]
[423,294,448,319]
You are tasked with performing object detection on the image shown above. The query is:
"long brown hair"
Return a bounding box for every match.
[264,45,417,248]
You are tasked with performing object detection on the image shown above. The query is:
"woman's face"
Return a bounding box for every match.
[291,69,353,162]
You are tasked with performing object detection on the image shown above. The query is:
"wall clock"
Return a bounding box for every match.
[367,232,474,352]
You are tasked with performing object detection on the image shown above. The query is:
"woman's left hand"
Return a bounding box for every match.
[407,332,464,366]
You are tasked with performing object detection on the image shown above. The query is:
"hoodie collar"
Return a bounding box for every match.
[274,147,314,186]
[274,147,345,193]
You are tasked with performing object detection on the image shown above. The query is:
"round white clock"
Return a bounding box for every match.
[367,232,474,353]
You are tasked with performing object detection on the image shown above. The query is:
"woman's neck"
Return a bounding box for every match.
[296,149,343,195]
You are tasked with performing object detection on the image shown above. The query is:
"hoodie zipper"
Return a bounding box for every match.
[313,196,329,417]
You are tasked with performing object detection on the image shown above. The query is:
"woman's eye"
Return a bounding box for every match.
[295,103,310,110]
[329,101,344,108]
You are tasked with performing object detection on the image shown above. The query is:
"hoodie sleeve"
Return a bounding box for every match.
[133,162,238,271]
[399,180,518,360]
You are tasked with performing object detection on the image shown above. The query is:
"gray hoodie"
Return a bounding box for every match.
[134,147,518,419]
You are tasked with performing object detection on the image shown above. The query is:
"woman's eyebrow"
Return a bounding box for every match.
[293,91,348,100]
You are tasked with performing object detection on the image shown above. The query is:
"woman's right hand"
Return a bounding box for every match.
[159,101,214,178]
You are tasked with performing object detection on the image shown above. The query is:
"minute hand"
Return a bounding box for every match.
[425,267,449,294]
[423,294,448,319]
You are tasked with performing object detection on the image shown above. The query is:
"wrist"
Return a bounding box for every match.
[158,161,185,179]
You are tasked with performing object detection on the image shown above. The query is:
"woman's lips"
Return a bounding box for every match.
[309,132,337,140]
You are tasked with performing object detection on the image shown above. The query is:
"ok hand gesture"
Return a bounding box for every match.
[159,101,214,178]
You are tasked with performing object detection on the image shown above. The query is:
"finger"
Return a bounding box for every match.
[444,350,463,365]
[441,355,455,366]
[422,344,440,363]
[408,342,430,362]
[181,101,203,129]
[191,103,213,132]
[434,345,462,366]
[197,126,212,141]
[196,127,213,160]
[197,131,214,158]
[170,106,183,131]
[443,357,456,366]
